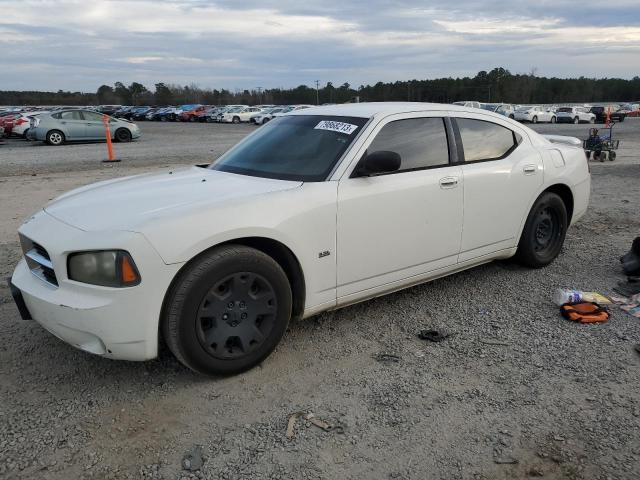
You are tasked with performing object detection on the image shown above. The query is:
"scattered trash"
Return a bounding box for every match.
[620,237,640,276]
[493,455,519,465]
[619,294,640,318]
[553,288,611,306]
[286,411,341,439]
[417,329,451,342]
[560,302,610,323]
[182,445,204,471]
[372,353,401,364]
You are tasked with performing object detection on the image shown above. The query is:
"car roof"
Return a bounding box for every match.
[287,102,486,119]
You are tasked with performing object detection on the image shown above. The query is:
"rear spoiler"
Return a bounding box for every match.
[542,134,583,148]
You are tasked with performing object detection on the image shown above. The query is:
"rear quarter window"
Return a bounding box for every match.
[456,118,520,162]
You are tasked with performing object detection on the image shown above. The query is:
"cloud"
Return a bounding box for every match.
[0,0,638,91]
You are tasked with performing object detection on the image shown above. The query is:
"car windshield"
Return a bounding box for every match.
[557,108,573,113]
[227,107,242,113]
[210,115,368,182]
[516,106,531,112]
[481,104,499,111]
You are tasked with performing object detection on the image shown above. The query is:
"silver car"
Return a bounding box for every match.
[32,109,142,146]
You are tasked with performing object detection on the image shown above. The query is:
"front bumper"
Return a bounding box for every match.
[9,210,182,361]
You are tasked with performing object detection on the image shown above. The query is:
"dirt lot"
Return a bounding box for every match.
[1,119,639,480]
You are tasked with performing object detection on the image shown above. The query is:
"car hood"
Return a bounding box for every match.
[44,166,302,232]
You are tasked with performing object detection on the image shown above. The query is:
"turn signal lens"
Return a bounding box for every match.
[120,254,139,284]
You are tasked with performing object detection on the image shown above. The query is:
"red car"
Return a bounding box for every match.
[0,112,21,136]
[179,105,206,122]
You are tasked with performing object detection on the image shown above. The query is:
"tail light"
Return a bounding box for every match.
[15,118,27,126]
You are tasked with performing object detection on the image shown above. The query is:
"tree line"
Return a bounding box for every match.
[2,68,639,106]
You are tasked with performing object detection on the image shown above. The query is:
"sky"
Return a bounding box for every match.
[1,0,639,92]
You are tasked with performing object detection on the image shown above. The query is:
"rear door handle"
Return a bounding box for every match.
[523,164,537,174]
[439,176,459,189]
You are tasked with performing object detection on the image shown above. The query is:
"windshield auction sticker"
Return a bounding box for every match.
[314,120,358,135]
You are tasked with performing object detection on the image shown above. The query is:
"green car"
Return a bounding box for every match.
[32,109,142,146]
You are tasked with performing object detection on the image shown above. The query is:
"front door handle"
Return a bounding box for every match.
[523,164,537,174]
[439,176,459,189]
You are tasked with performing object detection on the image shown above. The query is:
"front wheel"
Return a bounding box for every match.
[532,116,538,124]
[550,116,556,124]
[162,245,293,375]
[589,117,595,124]
[515,192,568,268]
[573,117,579,124]
[232,116,240,124]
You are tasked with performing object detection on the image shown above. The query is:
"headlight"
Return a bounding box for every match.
[67,250,140,287]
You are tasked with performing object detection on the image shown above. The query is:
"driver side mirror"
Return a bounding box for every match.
[353,150,401,177]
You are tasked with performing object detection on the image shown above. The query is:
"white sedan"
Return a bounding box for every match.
[514,106,556,124]
[9,103,590,375]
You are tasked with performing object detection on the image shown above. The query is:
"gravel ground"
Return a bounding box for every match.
[0,119,639,480]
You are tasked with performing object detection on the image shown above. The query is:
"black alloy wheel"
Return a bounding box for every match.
[515,192,568,268]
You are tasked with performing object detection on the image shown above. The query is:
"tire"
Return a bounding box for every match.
[589,117,595,124]
[262,118,270,124]
[550,116,556,124]
[232,116,240,124]
[115,128,132,143]
[46,130,65,146]
[573,117,579,124]
[515,192,568,268]
[509,114,515,119]
[22,129,29,139]
[609,151,616,161]
[532,116,538,124]
[162,245,293,375]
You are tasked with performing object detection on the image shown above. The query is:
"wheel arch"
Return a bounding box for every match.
[544,183,574,223]
[160,236,306,342]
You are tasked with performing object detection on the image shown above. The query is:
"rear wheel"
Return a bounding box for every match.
[515,192,568,268]
[46,130,65,146]
[232,116,240,124]
[589,117,595,124]
[532,116,538,124]
[573,117,579,124]
[115,128,132,143]
[551,116,556,124]
[162,245,292,375]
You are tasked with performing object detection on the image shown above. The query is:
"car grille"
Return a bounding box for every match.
[19,235,58,287]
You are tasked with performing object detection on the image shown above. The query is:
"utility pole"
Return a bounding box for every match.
[315,80,320,105]
[256,87,263,105]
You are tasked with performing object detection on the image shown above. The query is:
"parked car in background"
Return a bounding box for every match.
[453,101,481,109]
[97,105,121,116]
[272,105,313,118]
[129,107,153,121]
[195,107,220,122]
[555,106,595,124]
[481,103,515,119]
[13,111,51,138]
[0,111,21,136]
[30,109,141,145]
[514,106,556,124]
[179,105,206,122]
[250,107,286,125]
[589,106,626,123]
[219,106,263,123]
[8,102,590,374]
